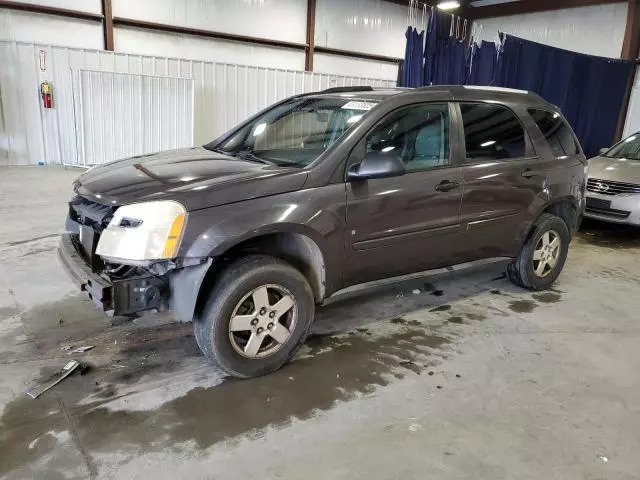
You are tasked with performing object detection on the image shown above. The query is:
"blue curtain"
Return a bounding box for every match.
[467,41,498,86]
[495,35,633,156]
[405,14,634,156]
[423,10,469,85]
[401,27,425,87]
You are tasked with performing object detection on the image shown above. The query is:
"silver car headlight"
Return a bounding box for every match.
[96,200,187,262]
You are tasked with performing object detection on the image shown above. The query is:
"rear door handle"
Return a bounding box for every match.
[522,169,540,178]
[435,180,460,192]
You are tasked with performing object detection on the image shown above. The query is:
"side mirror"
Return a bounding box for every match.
[599,147,609,155]
[347,151,406,181]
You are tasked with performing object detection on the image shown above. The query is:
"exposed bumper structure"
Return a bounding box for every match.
[58,233,114,311]
[58,233,168,316]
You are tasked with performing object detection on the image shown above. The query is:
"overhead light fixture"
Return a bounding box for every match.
[437,1,461,10]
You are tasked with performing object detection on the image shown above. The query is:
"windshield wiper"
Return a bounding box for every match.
[233,150,276,165]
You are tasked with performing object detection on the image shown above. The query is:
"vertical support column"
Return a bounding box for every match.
[305,0,316,71]
[102,0,114,51]
[615,0,640,141]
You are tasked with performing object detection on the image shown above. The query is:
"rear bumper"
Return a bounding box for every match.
[58,233,168,316]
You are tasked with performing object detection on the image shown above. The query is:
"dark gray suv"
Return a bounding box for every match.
[59,85,587,378]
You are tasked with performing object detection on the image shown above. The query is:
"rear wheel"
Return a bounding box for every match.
[507,213,570,290]
[194,255,315,378]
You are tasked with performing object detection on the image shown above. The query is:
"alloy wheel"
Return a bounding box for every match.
[228,284,297,358]
[532,230,561,278]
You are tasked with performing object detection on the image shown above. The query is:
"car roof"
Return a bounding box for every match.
[308,85,555,110]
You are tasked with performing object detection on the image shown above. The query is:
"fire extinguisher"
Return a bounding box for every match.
[40,82,53,109]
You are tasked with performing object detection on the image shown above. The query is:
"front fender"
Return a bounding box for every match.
[177,185,347,294]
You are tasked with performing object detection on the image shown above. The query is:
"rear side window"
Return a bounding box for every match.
[460,103,526,161]
[528,109,579,157]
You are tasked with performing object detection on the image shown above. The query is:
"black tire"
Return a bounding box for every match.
[194,255,315,378]
[507,213,571,291]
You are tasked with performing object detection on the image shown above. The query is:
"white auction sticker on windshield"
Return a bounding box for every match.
[341,101,377,111]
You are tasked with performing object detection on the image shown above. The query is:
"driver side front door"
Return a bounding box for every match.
[343,102,464,287]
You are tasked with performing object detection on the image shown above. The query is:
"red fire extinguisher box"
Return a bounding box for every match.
[40,82,53,109]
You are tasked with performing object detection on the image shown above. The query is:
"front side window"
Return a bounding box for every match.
[603,133,640,160]
[460,103,526,161]
[365,103,450,172]
[211,97,378,167]
[528,109,579,157]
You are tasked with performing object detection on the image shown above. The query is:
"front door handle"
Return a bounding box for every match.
[435,180,460,192]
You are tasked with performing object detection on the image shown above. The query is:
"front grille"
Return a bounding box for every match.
[69,196,115,232]
[68,197,116,269]
[587,178,640,196]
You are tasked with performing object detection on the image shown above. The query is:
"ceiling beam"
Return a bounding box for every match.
[615,0,640,141]
[0,0,103,22]
[305,0,316,71]
[381,0,478,20]
[112,17,309,51]
[314,46,402,63]
[469,0,626,20]
[101,0,114,51]
[621,0,640,59]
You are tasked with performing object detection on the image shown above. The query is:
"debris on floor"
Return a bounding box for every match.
[412,289,421,295]
[70,345,94,354]
[60,345,73,351]
[25,360,80,399]
[408,423,423,432]
[598,455,609,463]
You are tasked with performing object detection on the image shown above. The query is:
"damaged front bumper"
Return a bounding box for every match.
[58,233,212,321]
[58,233,168,316]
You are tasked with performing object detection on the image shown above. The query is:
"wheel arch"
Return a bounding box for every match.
[541,197,580,234]
[191,227,328,322]
[517,196,579,254]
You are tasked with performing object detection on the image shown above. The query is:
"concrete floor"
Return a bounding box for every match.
[1,166,640,480]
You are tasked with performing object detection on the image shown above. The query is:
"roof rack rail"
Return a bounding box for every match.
[321,86,374,93]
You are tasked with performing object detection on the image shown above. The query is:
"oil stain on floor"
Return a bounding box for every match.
[508,300,537,314]
[0,295,484,476]
[0,266,505,476]
[532,292,562,304]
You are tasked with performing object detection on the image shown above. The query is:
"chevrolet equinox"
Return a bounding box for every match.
[59,85,587,378]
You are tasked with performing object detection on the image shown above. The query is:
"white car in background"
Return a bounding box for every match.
[585,132,640,226]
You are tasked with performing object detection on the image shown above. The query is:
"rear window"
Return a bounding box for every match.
[528,109,579,157]
[459,103,526,160]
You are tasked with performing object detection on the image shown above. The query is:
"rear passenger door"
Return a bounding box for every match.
[455,102,545,260]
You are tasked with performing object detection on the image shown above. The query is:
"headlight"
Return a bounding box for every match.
[96,201,187,262]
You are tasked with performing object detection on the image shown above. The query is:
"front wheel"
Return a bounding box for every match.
[194,255,315,378]
[507,213,570,290]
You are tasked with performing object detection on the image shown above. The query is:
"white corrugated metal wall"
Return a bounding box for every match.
[75,70,194,165]
[0,41,396,166]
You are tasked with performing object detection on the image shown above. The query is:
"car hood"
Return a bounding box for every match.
[73,147,308,210]
[588,156,640,184]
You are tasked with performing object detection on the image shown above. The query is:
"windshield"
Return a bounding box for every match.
[604,133,640,160]
[208,96,378,167]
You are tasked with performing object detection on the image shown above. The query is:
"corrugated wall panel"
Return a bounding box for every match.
[76,70,194,165]
[1,41,396,166]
